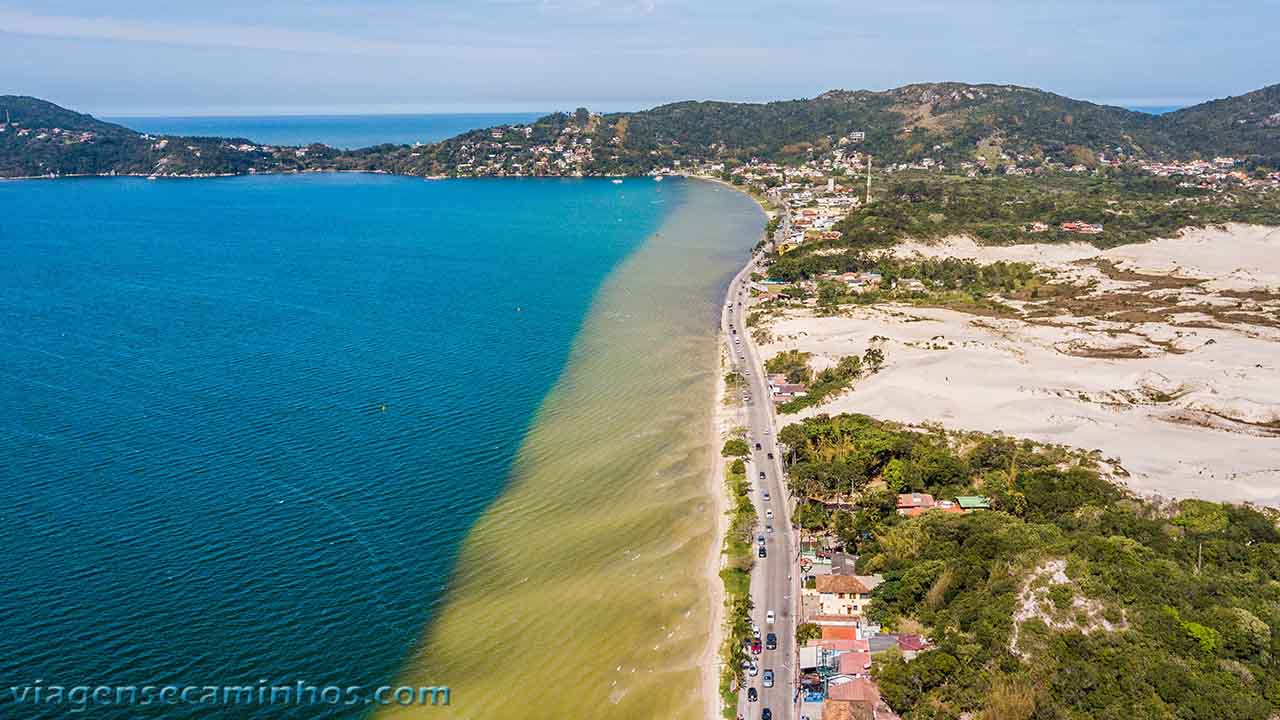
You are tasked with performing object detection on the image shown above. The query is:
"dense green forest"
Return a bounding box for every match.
[762,170,1280,284]
[4,81,1279,178]
[781,413,1280,720]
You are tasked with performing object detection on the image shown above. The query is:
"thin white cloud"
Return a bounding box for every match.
[0,8,534,59]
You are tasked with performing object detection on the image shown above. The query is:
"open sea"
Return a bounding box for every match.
[0,172,762,719]
[104,114,546,149]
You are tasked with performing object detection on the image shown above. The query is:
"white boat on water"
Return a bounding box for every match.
[612,179,623,184]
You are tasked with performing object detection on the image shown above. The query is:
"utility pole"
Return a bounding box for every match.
[865,155,872,205]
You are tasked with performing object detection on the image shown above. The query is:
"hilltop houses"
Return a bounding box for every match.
[897,492,990,517]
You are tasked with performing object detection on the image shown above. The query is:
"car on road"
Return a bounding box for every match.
[762,670,774,688]
[762,491,771,502]
[747,687,757,702]
[758,471,766,479]
[755,443,761,450]
[765,509,773,520]
[758,545,767,558]
[761,709,772,720]
[766,452,773,460]
[766,610,775,624]
[756,533,765,546]
[748,662,759,677]
[751,637,762,655]
[766,632,777,650]
[765,523,773,533]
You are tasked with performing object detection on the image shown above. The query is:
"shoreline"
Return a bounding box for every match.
[373,178,763,719]
[700,180,771,719]
[699,355,732,720]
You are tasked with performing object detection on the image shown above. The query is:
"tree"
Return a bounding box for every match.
[862,346,886,374]
[1175,499,1228,574]
[817,280,845,308]
[722,439,750,458]
[796,623,822,644]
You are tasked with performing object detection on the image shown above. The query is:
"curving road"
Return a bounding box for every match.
[724,241,798,720]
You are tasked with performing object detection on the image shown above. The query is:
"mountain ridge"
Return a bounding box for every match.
[2,81,1278,178]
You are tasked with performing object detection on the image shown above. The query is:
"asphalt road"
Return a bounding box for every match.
[724,248,798,720]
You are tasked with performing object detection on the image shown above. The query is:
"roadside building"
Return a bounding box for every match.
[836,650,873,677]
[814,575,876,617]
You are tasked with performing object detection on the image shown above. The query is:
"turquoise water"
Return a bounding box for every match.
[1126,105,1183,115]
[105,114,546,149]
[0,173,675,718]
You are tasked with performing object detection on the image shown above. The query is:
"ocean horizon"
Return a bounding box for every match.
[104,113,547,150]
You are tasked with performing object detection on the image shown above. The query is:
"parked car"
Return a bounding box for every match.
[751,637,762,655]
[758,545,767,558]
[748,662,759,677]
[762,709,772,720]
[766,632,777,650]
[747,687,757,702]
[762,670,774,688]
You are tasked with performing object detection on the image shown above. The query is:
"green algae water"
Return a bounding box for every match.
[383,180,763,719]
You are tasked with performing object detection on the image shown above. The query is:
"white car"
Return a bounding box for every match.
[766,610,775,624]
[748,662,759,677]
[765,509,773,520]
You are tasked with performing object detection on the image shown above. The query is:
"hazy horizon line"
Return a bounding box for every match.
[88,96,1200,120]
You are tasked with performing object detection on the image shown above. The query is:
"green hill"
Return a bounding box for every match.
[3,81,1279,178]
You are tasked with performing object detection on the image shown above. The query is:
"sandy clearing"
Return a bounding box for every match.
[762,225,1280,505]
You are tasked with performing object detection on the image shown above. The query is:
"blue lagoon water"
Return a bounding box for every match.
[106,113,546,149]
[0,173,676,717]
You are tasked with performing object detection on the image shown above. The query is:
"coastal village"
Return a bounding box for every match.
[758,492,992,720]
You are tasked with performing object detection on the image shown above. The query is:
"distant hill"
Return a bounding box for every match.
[3,82,1278,179]
[0,95,134,136]
[1159,83,1280,157]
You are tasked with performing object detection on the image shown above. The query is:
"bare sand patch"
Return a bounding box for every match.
[762,225,1280,505]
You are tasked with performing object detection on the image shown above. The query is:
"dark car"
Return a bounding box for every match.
[758,545,767,558]
[766,632,777,650]
[762,709,772,720]
[755,442,762,450]
[747,687,757,702]
[767,452,774,459]
[758,471,766,479]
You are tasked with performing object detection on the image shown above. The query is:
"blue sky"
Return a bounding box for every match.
[1,0,1277,116]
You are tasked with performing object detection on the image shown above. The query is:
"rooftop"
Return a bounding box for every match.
[816,575,872,594]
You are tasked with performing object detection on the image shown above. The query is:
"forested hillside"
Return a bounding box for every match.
[3,82,1278,179]
[783,414,1280,720]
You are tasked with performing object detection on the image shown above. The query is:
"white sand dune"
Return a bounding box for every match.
[763,224,1280,505]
